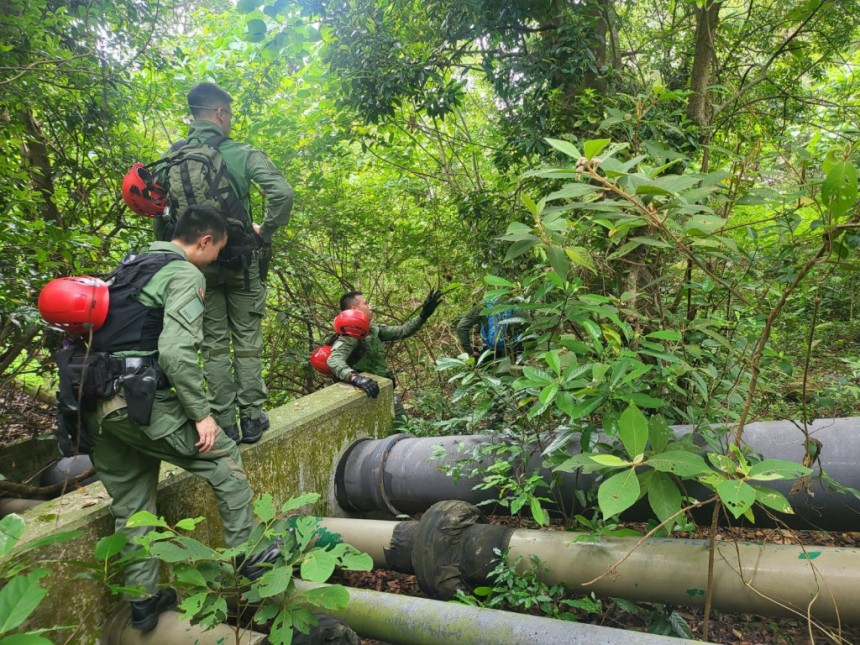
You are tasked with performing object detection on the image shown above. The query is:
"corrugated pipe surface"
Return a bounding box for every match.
[334,418,860,530]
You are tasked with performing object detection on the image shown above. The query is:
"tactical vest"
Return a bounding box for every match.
[91,252,183,353]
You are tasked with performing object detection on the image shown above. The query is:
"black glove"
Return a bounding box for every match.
[420,289,443,320]
[351,374,379,398]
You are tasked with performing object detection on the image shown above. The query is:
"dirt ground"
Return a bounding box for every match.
[1,387,857,645]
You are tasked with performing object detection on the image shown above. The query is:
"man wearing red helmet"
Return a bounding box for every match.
[327,289,442,418]
[76,206,257,633]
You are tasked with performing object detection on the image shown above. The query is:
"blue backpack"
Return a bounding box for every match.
[480,298,517,352]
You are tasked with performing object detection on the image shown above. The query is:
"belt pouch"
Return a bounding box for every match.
[122,365,158,426]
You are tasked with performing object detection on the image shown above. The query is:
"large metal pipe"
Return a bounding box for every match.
[100,606,268,644]
[320,501,860,625]
[294,580,709,645]
[334,418,860,530]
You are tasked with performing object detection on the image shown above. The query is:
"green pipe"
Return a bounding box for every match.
[295,581,708,645]
[100,606,268,644]
[320,514,860,624]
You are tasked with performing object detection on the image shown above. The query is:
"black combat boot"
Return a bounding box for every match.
[130,587,177,633]
[240,411,269,444]
[222,423,241,444]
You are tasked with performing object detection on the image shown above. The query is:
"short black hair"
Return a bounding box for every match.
[172,205,228,245]
[339,291,363,311]
[187,83,232,119]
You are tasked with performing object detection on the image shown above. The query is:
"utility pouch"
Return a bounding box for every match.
[57,347,115,412]
[122,365,158,426]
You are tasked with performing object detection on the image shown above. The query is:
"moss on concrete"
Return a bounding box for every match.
[9,377,392,642]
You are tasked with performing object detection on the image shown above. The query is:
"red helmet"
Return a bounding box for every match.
[334,309,370,339]
[310,345,333,375]
[38,277,109,335]
[122,163,168,218]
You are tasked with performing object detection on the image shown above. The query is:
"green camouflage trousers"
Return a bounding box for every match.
[91,409,254,599]
[201,258,268,428]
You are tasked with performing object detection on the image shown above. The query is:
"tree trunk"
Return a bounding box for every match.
[20,109,63,228]
[686,1,721,127]
[582,0,610,94]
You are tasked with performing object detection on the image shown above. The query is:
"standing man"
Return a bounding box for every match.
[327,289,442,419]
[169,82,294,444]
[88,206,255,632]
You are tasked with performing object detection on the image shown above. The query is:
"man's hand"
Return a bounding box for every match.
[195,415,219,453]
[420,289,443,320]
[351,374,380,398]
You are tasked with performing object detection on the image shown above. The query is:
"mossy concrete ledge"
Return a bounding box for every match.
[11,376,393,642]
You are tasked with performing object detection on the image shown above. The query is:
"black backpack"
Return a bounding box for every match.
[153,135,258,278]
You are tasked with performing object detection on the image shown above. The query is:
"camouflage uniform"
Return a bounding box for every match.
[327,317,426,418]
[180,120,293,431]
[90,241,254,599]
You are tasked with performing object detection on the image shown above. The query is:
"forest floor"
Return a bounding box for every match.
[1,387,858,645]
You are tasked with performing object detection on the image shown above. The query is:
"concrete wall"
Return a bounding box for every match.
[12,378,392,643]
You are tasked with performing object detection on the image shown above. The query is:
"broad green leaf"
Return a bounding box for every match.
[752,486,795,514]
[645,330,682,341]
[539,383,559,405]
[236,0,260,12]
[618,403,648,459]
[504,238,539,262]
[0,569,49,632]
[245,18,268,43]
[547,245,569,280]
[281,492,321,513]
[748,459,812,482]
[148,537,218,563]
[522,366,554,386]
[598,469,641,519]
[530,498,549,526]
[125,511,168,529]
[708,452,739,475]
[647,471,683,524]
[174,564,208,588]
[504,222,533,236]
[0,515,25,558]
[174,517,204,532]
[269,607,295,645]
[483,275,515,287]
[648,415,671,454]
[545,137,582,160]
[590,454,630,467]
[565,246,596,273]
[546,184,597,201]
[561,395,605,420]
[300,549,338,583]
[581,319,602,343]
[303,585,350,611]
[521,193,539,216]
[684,215,726,236]
[544,350,562,376]
[254,494,277,522]
[584,139,611,160]
[94,533,127,561]
[338,550,373,571]
[257,566,294,598]
[716,480,757,519]
[647,451,710,477]
[821,161,857,219]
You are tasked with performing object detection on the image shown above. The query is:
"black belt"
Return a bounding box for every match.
[109,356,171,389]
